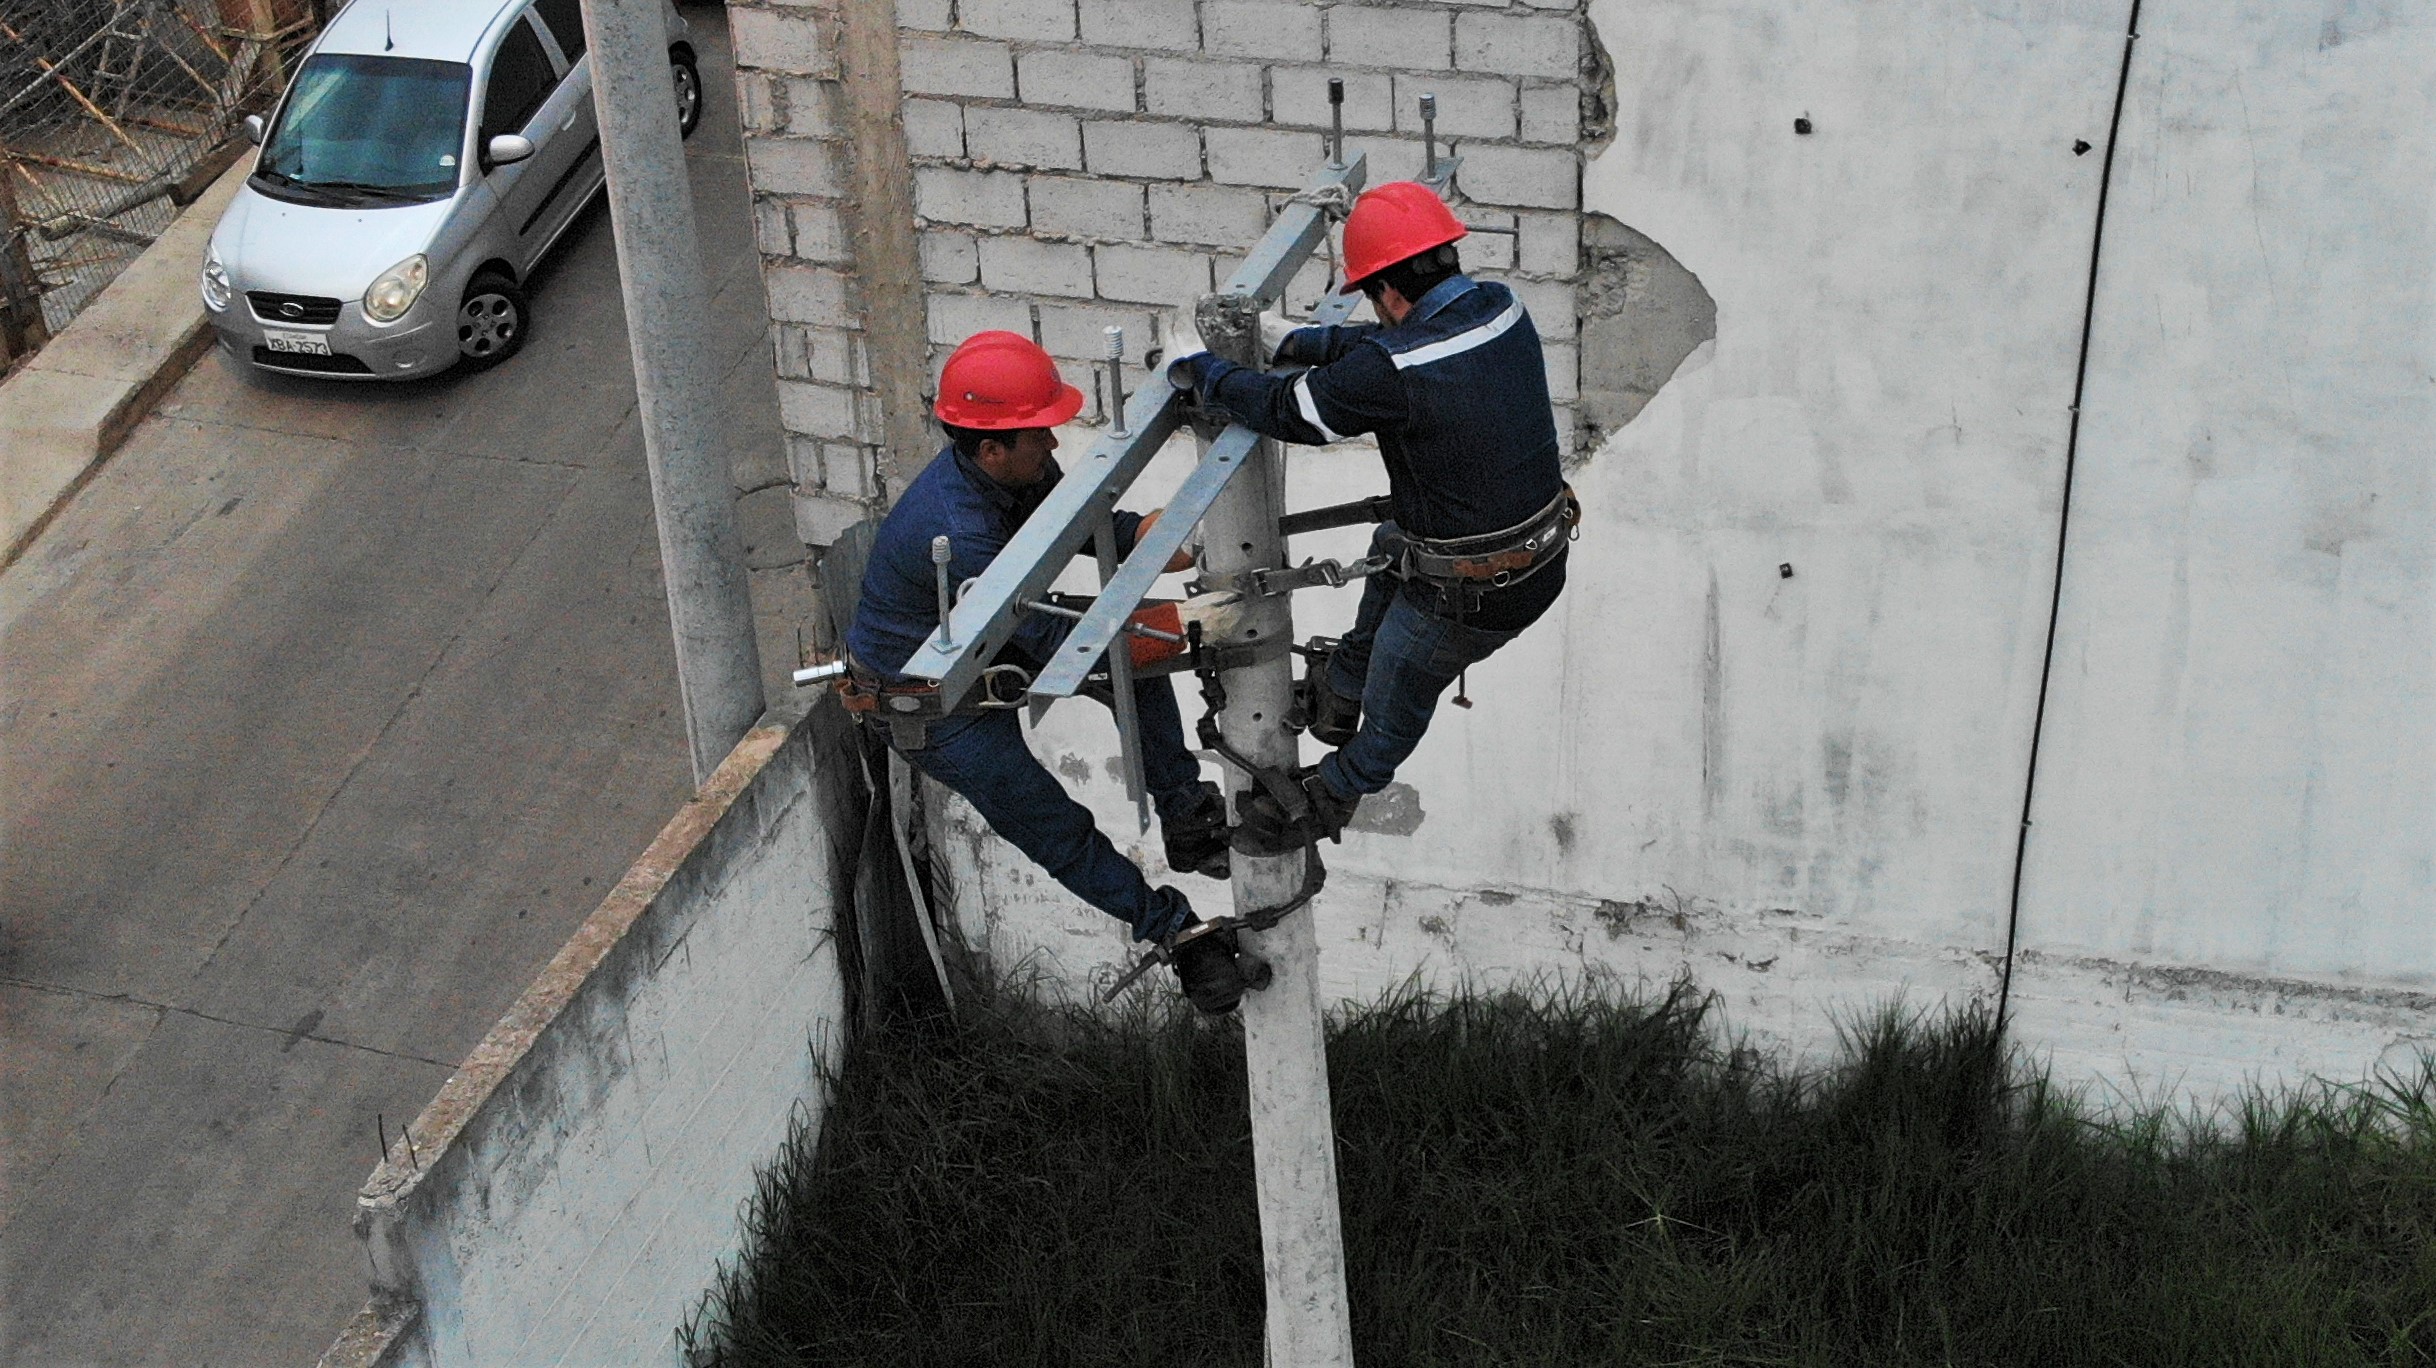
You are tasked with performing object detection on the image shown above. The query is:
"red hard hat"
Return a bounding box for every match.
[1338,181,1468,292]
[934,331,1086,429]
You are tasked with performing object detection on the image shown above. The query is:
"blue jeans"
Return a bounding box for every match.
[1320,535,1523,800]
[899,674,1204,942]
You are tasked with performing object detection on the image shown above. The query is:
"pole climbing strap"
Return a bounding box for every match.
[1381,484,1581,590]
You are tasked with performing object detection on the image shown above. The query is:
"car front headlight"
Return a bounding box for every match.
[363,254,429,324]
[200,252,232,312]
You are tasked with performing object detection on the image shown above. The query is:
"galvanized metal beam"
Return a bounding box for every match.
[1028,423,1260,698]
[1218,153,1366,305]
[894,382,1187,705]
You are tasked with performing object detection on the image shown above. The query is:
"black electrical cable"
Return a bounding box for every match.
[1998,1,2144,1031]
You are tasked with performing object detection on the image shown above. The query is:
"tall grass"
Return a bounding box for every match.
[683,977,2436,1367]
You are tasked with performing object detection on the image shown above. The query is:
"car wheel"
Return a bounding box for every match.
[671,50,702,139]
[454,271,527,370]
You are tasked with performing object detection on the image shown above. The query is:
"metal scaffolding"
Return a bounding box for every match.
[0,0,318,362]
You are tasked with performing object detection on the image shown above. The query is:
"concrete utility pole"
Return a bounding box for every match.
[1198,292,1357,1366]
[578,0,764,784]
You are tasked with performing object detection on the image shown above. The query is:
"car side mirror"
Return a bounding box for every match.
[243,114,265,145]
[486,133,535,168]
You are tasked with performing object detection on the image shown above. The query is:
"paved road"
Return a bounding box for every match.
[0,12,808,1363]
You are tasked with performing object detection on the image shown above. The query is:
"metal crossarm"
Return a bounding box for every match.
[1029,423,1261,698]
[896,382,1189,702]
[1220,154,1366,305]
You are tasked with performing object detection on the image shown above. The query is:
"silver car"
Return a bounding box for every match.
[201,0,699,380]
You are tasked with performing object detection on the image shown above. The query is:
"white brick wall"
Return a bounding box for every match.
[733,0,1595,550]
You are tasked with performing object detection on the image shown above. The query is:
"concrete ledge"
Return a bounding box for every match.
[0,158,249,565]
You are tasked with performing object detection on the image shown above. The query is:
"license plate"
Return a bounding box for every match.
[262,328,331,355]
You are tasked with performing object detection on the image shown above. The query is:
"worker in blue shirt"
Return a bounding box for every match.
[844,331,1255,1014]
[1168,182,1578,853]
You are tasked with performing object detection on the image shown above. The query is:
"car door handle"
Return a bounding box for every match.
[560,110,579,131]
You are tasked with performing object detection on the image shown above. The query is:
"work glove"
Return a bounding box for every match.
[1163,351,1236,406]
[1125,591,1244,671]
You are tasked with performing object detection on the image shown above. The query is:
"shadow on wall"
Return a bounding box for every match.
[1575,212,1715,460]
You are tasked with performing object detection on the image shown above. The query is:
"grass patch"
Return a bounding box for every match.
[684,978,2436,1366]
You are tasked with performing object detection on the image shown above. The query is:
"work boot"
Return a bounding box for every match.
[1161,780,1232,880]
[1232,768,1359,856]
[1310,685,1362,748]
[1166,919,1251,1015]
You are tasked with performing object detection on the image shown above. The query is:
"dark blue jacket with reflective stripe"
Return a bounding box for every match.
[848,445,1142,686]
[1195,274,1567,630]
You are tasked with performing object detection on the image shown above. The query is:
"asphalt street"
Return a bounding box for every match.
[0,11,810,1363]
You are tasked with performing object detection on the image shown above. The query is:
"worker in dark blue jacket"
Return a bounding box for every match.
[845,331,1254,1013]
[1168,182,1577,853]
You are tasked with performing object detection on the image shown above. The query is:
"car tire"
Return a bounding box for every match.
[454,270,527,371]
[671,49,702,139]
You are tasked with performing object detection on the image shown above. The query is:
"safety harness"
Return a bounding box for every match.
[1382,483,1581,602]
[835,654,1032,750]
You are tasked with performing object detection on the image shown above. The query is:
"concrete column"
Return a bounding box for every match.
[578,0,765,784]
[1196,292,1355,1367]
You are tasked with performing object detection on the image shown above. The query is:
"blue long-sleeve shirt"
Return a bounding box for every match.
[848,445,1142,685]
[1194,274,1567,630]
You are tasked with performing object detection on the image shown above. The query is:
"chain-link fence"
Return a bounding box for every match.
[0,0,321,366]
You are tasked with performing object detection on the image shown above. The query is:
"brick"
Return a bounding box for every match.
[1081,120,1200,178]
[913,166,1027,227]
[899,36,1014,98]
[819,442,876,501]
[795,490,871,546]
[1339,133,1429,184]
[1202,1,1321,61]
[964,106,1083,169]
[927,291,1036,344]
[902,98,964,158]
[1541,340,1578,402]
[895,0,954,31]
[1093,243,1215,304]
[957,0,1076,41]
[1143,57,1264,122]
[1455,142,1577,209]
[1016,49,1138,112]
[744,136,846,195]
[1514,210,1574,275]
[1457,215,1516,271]
[1518,82,1580,143]
[1205,126,1326,189]
[1036,302,1156,362]
[738,73,782,133]
[920,231,979,284]
[753,198,792,256]
[779,76,845,136]
[1454,12,1580,79]
[1271,67,1392,133]
[1077,0,1196,49]
[980,236,1095,298]
[1328,8,1448,70]
[791,200,851,262]
[786,433,822,489]
[775,325,861,384]
[1147,181,1271,247]
[1029,176,1146,238]
[777,379,860,439]
[1507,277,1577,339]
[1393,72,1514,139]
[729,8,835,76]
[765,263,856,325]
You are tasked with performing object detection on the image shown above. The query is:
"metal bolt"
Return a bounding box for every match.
[932,536,955,647]
[1420,94,1438,179]
[1327,78,1346,168]
[1794,115,1813,135]
[1104,326,1128,437]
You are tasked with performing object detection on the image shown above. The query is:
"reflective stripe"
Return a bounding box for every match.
[1389,300,1525,370]
[1293,373,1348,443]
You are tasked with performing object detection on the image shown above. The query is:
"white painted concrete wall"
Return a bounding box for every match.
[321,713,853,1368]
[936,2,2436,1100]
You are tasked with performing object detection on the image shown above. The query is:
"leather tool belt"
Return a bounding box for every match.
[1384,484,1581,592]
[837,654,1028,749]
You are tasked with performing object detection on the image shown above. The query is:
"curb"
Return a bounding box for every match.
[0,157,250,568]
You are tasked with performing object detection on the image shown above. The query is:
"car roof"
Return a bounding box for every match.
[315,0,525,65]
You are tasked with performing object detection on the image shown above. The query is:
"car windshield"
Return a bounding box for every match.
[254,54,470,206]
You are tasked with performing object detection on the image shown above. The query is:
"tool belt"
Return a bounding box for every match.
[836,654,1029,749]
[1382,484,1580,593]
